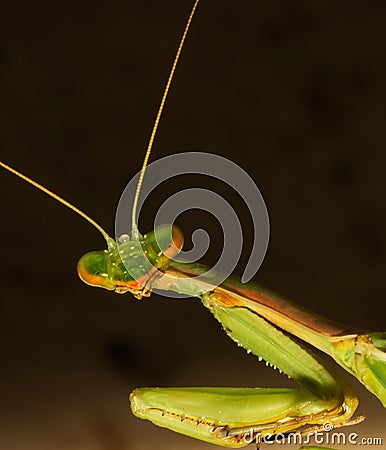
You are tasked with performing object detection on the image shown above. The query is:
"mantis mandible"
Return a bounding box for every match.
[1,1,385,449]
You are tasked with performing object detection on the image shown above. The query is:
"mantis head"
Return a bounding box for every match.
[77,225,184,296]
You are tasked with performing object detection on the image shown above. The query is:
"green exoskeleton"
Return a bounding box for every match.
[1,1,385,449]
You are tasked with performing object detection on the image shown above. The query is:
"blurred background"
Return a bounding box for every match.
[0,1,385,449]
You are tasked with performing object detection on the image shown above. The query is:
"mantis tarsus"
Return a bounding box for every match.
[1,1,386,449]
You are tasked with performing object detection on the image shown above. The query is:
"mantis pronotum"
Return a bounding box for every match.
[0,0,386,450]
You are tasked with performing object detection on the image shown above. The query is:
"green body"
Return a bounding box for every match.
[154,260,386,408]
[77,229,386,448]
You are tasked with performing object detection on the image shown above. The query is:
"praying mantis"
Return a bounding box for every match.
[1,1,386,449]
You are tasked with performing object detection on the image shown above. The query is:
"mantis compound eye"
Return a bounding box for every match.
[77,251,115,290]
[151,225,184,259]
[162,225,184,259]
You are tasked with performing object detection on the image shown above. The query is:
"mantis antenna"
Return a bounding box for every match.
[0,160,112,243]
[131,0,200,239]
[0,0,200,245]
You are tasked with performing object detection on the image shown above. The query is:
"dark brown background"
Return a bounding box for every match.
[1,1,385,449]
